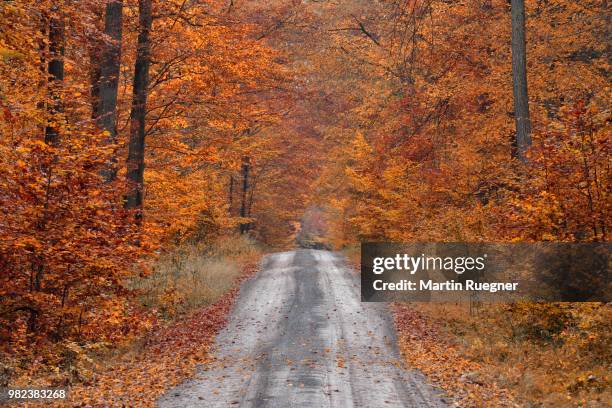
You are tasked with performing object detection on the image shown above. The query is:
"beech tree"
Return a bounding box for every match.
[96,0,123,181]
[125,0,152,223]
[239,156,250,234]
[44,2,65,146]
[0,0,293,376]
[511,0,532,162]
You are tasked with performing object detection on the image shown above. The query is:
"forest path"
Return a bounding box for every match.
[157,250,449,407]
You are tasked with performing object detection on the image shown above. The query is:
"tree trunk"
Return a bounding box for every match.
[511,0,532,162]
[89,3,104,120]
[30,2,65,334]
[229,174,234,215]
[90,57,101,118]
[125,0,152,224]
[97,0,123,182]
[239,157,250,234]
[44,3,65,146]
[247,183,255,225]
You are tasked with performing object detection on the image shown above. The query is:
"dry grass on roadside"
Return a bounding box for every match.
[132,235,262,318]
[343,248,610,407]
[397,302,611,408]
[63,263,260,407]
[60,236,264,406]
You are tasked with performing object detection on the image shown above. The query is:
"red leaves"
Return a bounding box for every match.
[0,117,151,378]
[64,263,258,407]
[2,106,13,123]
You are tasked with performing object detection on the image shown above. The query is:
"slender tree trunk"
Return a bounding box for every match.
[125,0,152,224]
[97,0,124,182]
[44,3,65,146]
[37,11,48,117]
[89,4,104,119]
[247,183,255,227]
[42,3,65,272]
[29,2,65,334]
[229,175,234,215]
[239,157,250,234]
[90,57,101,118]
[511,0,532,162]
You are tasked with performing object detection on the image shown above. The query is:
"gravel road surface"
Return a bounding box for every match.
[157,250,449,407]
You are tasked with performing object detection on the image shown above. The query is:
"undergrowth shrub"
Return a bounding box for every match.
[411,301,611,407]
[505,302,575,344]
[133,235,262,318]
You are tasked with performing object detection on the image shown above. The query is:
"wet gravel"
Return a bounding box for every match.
[157,250,449,408]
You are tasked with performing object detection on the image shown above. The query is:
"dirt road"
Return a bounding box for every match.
[157,250,449,407]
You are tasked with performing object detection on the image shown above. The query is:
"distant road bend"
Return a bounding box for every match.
[158,250,449,408]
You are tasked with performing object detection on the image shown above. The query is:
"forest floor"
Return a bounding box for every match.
[343,248,610,408]
[57,261,261,407]
[393,303,517,407]
[394,302,611,408]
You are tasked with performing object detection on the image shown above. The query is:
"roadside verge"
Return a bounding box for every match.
[62,259,260,407]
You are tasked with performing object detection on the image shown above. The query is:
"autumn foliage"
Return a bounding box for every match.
[309,0,609,405]
[0,0,609,406]
[0,0,297,386]
[316,0,609,246]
